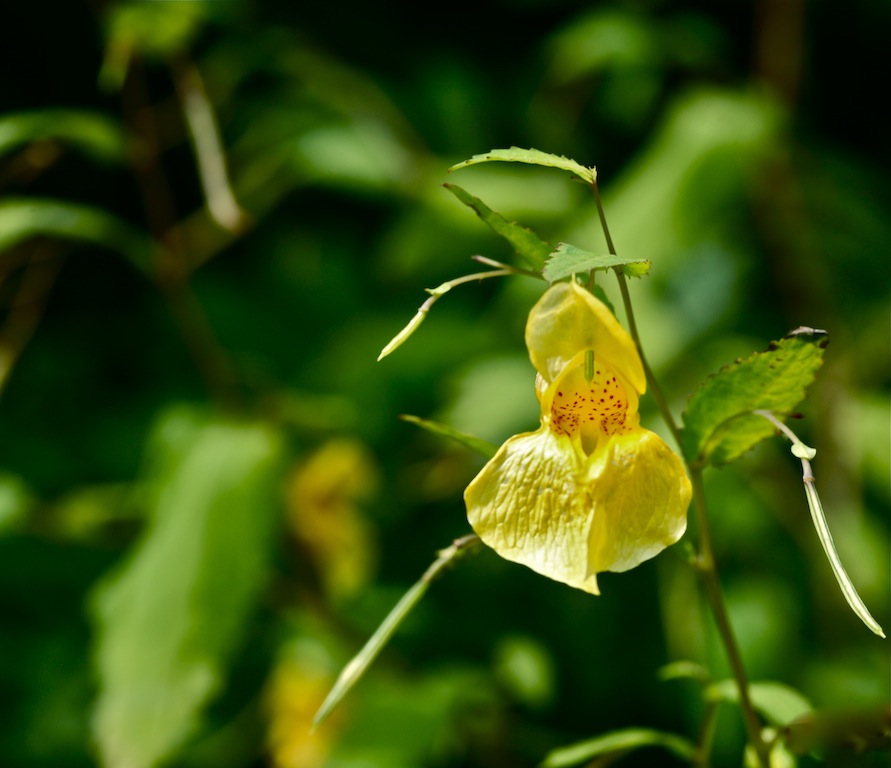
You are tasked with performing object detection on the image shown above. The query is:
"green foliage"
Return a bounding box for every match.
[90,408,285,768]
[0,198,156,272]
[450,146,596,185]
[706,680,813,727]
[542,242,650,282]
[681,329,829,467]
[1,2,889,768]
[399,414,498,458]
[539,728,697,768]
[443,183,551,270]
[0,110,126,164]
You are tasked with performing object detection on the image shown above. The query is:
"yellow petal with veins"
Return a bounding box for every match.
[465,427,602,593]
[465,426,689,594]
[585,429,690,574]
[526,282,645,392]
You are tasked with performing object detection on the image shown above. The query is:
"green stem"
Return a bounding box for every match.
[591,177,769,768]
[312,534,481,728]
[591,178,681,446]
[690,469,770,767]
[614,271,683,448]
[693,699,719,768]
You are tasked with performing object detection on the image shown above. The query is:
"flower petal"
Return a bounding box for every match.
[465,427,602,594]
[526,283,645,393]
[464,425,691,595]
[586,429,691,574]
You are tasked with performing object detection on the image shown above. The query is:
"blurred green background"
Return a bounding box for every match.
[0,1,888,767]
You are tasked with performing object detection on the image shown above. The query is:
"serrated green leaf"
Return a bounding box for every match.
[0,110,127,164]
[400,414,497,458]
[0,198,156,273]
[681,328,828,466]
[707,680,813,727]
[542,242,651,282]
[539,728,697,768]
[90,408,285,768]
[443,183,550,270]
[450,146,596,185]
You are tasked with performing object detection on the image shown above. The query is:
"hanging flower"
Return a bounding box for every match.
[465,282,691,594]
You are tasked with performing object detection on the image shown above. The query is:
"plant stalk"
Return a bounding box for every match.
[591,176,769,768]
[690,468,770,767]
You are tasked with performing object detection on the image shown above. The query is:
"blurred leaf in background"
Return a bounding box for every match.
[90,408,285,768]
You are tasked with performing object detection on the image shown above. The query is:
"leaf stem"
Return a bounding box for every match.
[590,176,769,768]
[312,534,481,728]
[591,177,682,447]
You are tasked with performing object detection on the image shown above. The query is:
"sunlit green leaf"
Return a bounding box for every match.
[90,407,285,768]
[443,183,550,270]
[681,328,829,466]
[707,680,813,727]
[0,198,156,273]
[100,2,210,90]
[542,242,650,282]
[399,414,497,458]
[449,146,596,185]
[0,110,126,164]
[539,727,697,768]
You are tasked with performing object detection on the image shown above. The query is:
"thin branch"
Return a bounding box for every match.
[120,56,242,408]
[313,534,481,728]
[0,244,62,397]
[172,57,250,235]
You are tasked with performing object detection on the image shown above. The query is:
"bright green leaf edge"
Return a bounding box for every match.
[449,146,596,185]
[539,728,697,768]
[0,110,127,164]
[0,197,157,273]
[680,328,828,467]
[542,242,651,282]
[443,183,550,270]
[400,414,497,458]
[707,680,813,727]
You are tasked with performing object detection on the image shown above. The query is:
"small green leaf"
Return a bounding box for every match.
[314,535,481,728]
[90,408,285,768]
[100,2,209,90]
[658,660,710,684]
[378,268,515,361]
[0,198,156,273]
[377,308,428,361]
[707,680,813,727]
[443,183,550,270]
[542,242,651,282]
[539,728,697,768]
[400,414,498,458]
[450,146,596,185]
[0,110,127,164]
[681,328,829,466]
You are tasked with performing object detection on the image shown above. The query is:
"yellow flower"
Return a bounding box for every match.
[465,282,691,594]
